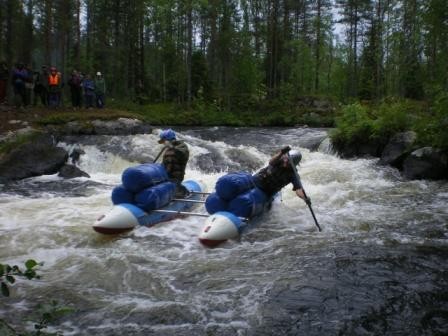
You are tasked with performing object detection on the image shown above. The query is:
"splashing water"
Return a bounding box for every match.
[1,127,447,335]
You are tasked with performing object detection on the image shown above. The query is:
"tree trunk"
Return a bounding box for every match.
[74,0,81,69]
[186,0,193,104]
[44,0,53,65]
[315,0,322,92]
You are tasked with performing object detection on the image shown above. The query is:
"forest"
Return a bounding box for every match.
[1,0,447,110]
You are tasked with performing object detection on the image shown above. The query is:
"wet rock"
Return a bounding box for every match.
[0,126,35,144]
[317,137,333,154]
[47,118,152,136]
[69,147,86,164]
[0,134,68,183]
[90,118,152,135]
[225,148,264,171]
[402,147,448,180]
[58,164,90,179]
[194,152,239,173]
[333,138,385,158]
[380,131,417,168]
[63,121,93,135]
[299,133,329,152]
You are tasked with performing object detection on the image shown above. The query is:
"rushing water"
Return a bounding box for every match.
[1,127,447,336]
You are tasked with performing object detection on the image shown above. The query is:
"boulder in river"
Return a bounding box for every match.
[58,164,90,179]
[379,131,417,168]
[402,147,448,180]
[333,138,385,158]
[0,134,68,183]
[69,147,86,164]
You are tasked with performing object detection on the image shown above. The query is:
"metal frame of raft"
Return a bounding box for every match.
[93,180,210,234]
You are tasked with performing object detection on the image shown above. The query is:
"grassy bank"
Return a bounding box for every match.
[35,98,336,128]
[16,94,448,153]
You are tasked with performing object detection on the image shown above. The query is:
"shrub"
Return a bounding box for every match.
[331,103,375,144]
[372,100,413,139]
[415,92,448,150]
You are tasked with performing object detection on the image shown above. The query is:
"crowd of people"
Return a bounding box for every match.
[0,62,106,110]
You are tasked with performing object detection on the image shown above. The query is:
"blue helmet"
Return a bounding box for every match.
[289,150,302,166]
[158,129,176,143]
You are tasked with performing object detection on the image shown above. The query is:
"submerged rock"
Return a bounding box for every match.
[58,164,90,179]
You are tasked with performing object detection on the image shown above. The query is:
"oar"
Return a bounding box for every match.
[153,146,167,163]
[287,152,322,232]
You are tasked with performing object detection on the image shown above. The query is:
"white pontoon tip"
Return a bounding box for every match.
[198,212,241,247]
[93,205,139,234]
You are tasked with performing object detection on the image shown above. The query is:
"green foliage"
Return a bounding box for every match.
[35,109,139,126]
[30,300,75,336]
[414,92,448,150]
[0,260,41,297]
[1,260,74,335]
[331,103,375,144]
[332,97,448,151]
[371,99,414,138]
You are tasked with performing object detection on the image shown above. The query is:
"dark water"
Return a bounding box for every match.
[0,127,447,335]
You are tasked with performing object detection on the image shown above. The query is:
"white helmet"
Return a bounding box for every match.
[96,71,102,76]
[289,150,302,166]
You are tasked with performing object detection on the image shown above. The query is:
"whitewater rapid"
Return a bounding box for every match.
[1,127,447,335]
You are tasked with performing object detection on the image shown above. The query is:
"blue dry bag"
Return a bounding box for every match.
[205,193,228,214]
[134,181,176,212]
[111,185,134,205]
[215,172,254,201]
[228,187,268,218]
[122,163,169,193]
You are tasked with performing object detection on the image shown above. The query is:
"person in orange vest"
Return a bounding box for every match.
[48,66,62,107]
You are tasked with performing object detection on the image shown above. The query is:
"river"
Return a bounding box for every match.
[1,127,447,335]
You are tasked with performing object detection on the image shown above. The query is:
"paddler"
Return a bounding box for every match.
[253,146,310,203]
[158,129,190,197]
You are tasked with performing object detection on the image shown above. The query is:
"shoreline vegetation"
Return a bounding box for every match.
[0,93,446,150]
[0,93,447,180]
[34,95,337,128]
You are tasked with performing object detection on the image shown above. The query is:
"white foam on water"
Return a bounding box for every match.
[1,127,447,335]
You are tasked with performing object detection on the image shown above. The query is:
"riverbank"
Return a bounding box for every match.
[329,96,448,180]
[0,96,337,136]
[1,96,447,182]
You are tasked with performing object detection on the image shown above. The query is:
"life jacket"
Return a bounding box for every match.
[253,160,295,196]
[48,74,60,86]
[162,140,189,184]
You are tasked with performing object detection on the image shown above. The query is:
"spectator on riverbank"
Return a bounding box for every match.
[11,63,27,108]
[94,72,106,108]
[34,65,49,106]
[24,64,34,107]
[0,62,8,104]
[48,66,62,108]
[68,69,82,109]
[82,74,95,108]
